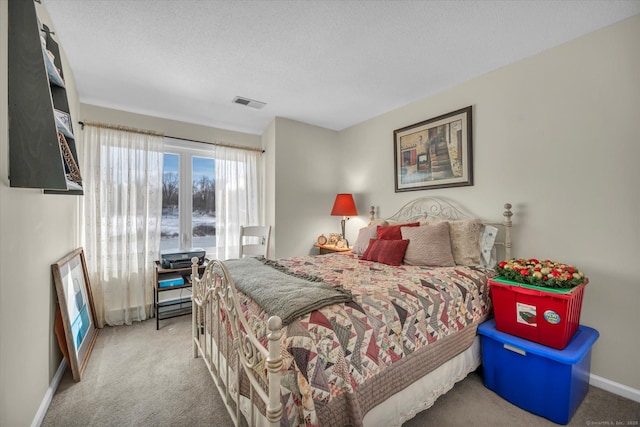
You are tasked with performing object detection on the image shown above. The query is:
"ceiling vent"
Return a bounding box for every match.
[232,96,266,109]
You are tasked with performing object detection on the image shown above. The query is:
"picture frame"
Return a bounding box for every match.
[394,106,473,192]
[52,248,98,381]
[54,109,74,139]
[328,233,341,245]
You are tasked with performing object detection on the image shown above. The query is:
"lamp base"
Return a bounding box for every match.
[340,217,349,247]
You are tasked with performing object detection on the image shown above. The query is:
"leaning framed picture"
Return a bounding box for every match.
[52,248,98,381]
[394,106,473,192]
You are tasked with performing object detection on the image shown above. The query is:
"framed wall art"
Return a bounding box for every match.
[52,248,98,381]
[394,106,473,192]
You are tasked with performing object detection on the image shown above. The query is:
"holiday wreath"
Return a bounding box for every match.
[495,258,587,290]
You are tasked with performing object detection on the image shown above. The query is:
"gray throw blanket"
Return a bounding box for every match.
[223,257,353,325]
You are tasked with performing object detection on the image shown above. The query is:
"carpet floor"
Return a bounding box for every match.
[42,315,639,426]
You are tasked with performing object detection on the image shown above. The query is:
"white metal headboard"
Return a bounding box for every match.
[369,197,513,260]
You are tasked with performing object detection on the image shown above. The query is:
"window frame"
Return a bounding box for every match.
[162,138,217,253]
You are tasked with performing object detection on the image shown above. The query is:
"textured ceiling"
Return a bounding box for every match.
[43,0,640,136]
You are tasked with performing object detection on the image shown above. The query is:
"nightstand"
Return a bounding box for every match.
[314,244,352,255]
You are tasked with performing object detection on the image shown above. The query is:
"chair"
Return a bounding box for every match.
[239,225,271,258]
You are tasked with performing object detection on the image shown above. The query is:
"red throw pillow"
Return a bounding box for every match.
[377,222,420,240]
[361,239,410,266]
[361,238,380,260]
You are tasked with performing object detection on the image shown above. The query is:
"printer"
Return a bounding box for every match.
[160,248,206,269]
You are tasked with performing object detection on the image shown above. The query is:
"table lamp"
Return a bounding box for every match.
[330,193,358,247]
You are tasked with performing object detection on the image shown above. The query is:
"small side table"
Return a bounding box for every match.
[314,244,352,255]
[154,261,206,330]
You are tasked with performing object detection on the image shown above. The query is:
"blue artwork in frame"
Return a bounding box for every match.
[52,248,98,381]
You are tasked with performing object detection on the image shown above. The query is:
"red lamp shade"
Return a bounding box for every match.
[331,194,358,216]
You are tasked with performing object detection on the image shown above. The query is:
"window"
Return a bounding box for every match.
[161,139,216,253]
[161,137,261,260]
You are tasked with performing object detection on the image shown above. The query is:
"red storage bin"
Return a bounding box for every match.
[489,277,587,350]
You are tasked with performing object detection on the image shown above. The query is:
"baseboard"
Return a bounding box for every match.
[31,359,67,427]
[591,373,640,403]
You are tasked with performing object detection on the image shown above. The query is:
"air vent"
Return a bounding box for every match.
[232,96,266,109]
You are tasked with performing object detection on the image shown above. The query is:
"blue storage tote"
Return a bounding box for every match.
[478,319,599,424]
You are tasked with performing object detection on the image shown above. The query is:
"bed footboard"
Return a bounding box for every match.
[191,258,283,427]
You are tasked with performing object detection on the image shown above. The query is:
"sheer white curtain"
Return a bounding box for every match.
[82,124,164,327]
[214,145,261,260]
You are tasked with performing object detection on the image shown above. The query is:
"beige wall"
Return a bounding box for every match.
[0,1,81,425]
[268,118,340,259]
[262,119,277,258]
[337,14,640,390]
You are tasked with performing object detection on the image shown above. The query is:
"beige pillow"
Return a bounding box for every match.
[352,225,379,255]
[400,222,455,267]
[353,220,388,255]
[449,219,484,266]
[427,218,484,266]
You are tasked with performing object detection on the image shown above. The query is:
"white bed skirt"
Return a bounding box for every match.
[233,336,482,426]
[363,336,481,426]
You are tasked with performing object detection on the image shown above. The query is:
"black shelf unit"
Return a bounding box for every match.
[154,261,206,330]
[8,0,83,194]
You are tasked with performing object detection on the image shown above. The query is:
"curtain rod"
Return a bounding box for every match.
[79,120,164,137]
[79,121,264,153]
[166,135,265,154]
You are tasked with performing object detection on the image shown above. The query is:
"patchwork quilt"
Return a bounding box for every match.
[234,253,493,426]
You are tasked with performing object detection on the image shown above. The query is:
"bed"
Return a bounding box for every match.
[191,197,513,427]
